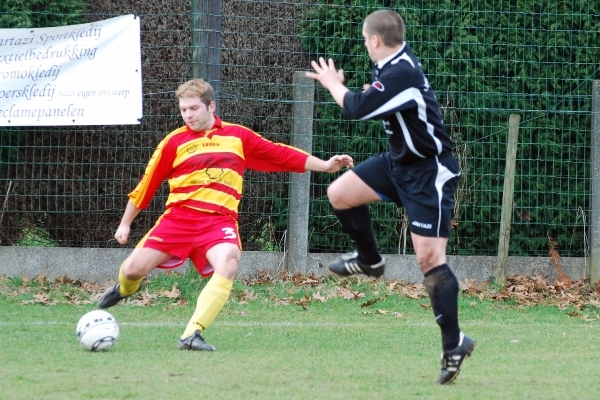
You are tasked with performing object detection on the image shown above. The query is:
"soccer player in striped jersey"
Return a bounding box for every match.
[98,79,353,351]
[306,9,474,385]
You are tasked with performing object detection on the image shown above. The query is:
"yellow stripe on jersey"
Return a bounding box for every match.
[173,135,244,168]
[166,187,240,212]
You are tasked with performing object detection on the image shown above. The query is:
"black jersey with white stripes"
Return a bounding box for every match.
[342,43,453,165]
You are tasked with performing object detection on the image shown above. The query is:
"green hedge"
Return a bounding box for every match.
[0,0,85,28]
[300,0,599,256]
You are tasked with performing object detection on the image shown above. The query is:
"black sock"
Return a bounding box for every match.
[332,206,381,265]
[423,264,461,351]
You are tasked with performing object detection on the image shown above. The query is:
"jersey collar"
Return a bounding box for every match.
[375,42,407,69]
[212,115,223,129]
[186,115,223,138]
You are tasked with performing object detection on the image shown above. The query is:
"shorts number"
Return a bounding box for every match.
[222,227,237,239]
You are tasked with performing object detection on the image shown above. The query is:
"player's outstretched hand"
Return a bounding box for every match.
[114,225,130,245]
[305,57,345,88]
[324,154,354,173]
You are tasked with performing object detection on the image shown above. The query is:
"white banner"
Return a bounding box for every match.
[0,15,142,126]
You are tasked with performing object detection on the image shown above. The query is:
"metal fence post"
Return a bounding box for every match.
[286,72,314,273]
[590,81,600,283]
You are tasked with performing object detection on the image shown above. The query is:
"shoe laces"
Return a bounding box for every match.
[441,351,461,372]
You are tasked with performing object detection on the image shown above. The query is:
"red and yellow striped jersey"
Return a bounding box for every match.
[129,116,309,220]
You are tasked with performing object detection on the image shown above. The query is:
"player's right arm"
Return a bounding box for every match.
[128,134,177,209]
[305,57,348,107]
[343,60,423,120]
[116,130,178,244]
[114,200,141,244]
[307,56,412,120]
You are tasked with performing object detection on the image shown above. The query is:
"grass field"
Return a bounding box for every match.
[1,272,599,399]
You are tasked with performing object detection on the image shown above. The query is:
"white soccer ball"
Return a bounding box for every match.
[76,310,119,351]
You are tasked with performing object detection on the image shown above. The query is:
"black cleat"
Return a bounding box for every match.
[97,284,128,309]
[327,251,385,278]
[178,330,216,351]
[437,332,475,385]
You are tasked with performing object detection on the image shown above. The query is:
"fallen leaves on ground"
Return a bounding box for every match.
[159,283,181,299]
[3,272,600,319]
[462,273,600,310]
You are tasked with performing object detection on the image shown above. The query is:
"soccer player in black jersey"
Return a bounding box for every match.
[306,9,475,385]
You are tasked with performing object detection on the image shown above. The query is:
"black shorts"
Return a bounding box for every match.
[352,152,459,238]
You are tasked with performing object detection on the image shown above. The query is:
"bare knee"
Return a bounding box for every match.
[121,258,148,279]
[328,171,381,210]
[214,259,239,280]
[412,235,448,275]
[120,248,172,279]
[327,180,346,209]
[416,252,438,274]
[418,253,449,275]
[121,251,162,278]
[208,243,241,280]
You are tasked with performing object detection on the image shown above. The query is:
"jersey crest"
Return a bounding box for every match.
[372,81,385,91]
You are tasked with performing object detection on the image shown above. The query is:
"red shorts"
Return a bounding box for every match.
[136,207,241,277]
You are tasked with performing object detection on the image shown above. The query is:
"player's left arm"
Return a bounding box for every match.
[304,154,354,173]
[242,128,308,172]
[243,130,353,173]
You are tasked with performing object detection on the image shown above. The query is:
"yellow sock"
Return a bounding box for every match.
[182,273,233,338]
[118,267,144,296]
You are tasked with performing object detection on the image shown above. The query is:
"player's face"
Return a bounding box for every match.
[179,96,215,132]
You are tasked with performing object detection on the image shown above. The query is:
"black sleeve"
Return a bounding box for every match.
[342,62,424,120]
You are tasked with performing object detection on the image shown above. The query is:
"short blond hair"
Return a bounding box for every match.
[364,10,405,47]
[175,79,215,107]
